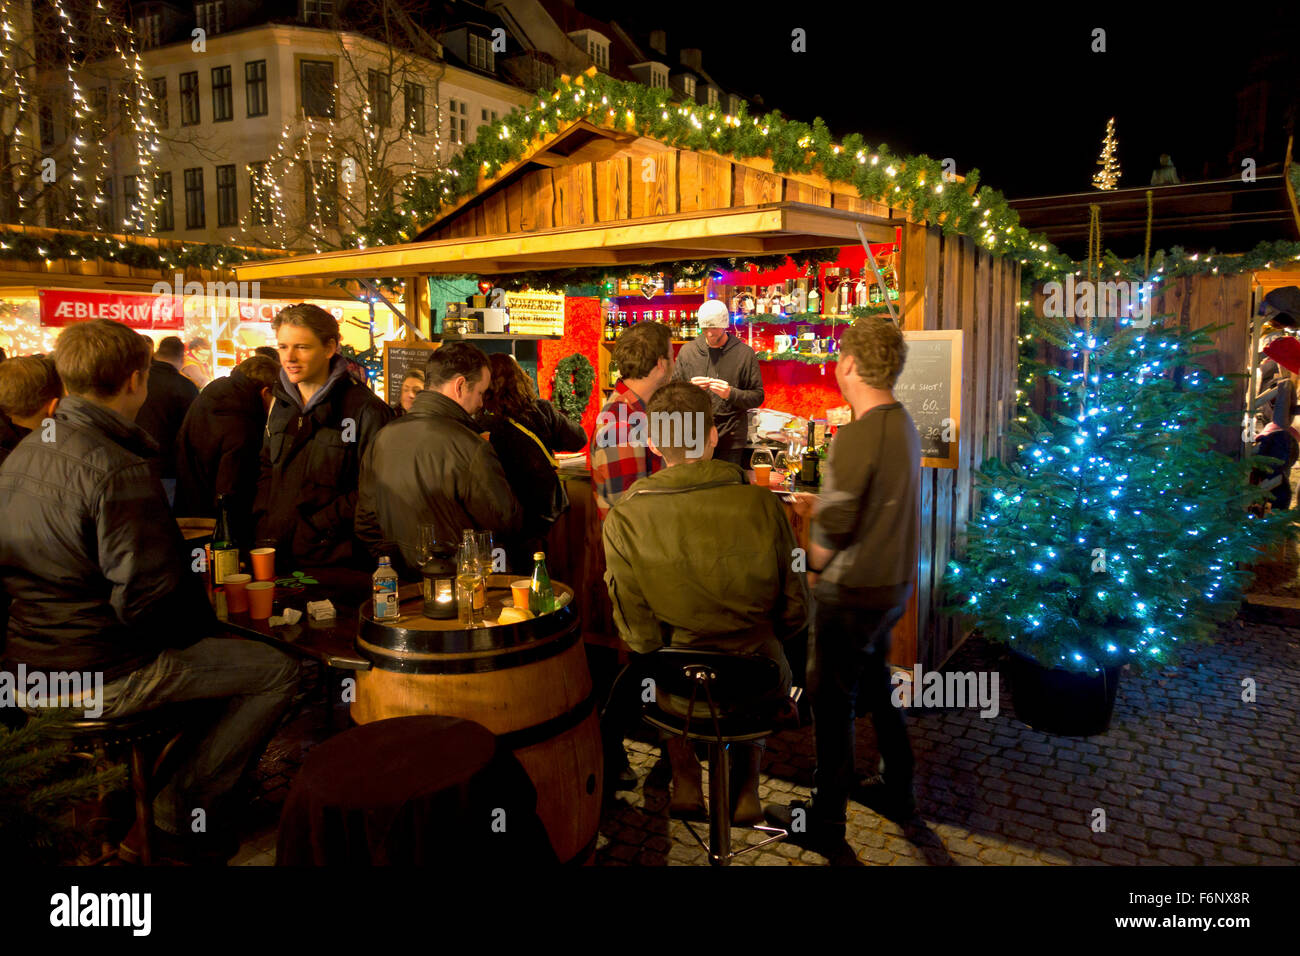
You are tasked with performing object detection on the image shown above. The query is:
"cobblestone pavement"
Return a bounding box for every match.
[231,616,1300,866]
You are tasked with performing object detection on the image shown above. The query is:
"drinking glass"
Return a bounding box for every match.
[474,531,494,581]
[457,532,485,627]
[415,524,437,567]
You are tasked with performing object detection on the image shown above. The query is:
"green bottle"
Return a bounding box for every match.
[210,494,240,586]
[529,551,555,615]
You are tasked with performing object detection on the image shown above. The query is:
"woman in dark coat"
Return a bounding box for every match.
[482,353,588,572]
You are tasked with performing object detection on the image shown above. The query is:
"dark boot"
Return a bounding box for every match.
[729,742,764,826]
[665,736,706,820]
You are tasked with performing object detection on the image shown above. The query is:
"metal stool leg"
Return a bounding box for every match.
[708,742,731,866]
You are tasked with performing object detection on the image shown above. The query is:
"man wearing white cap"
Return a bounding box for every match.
[671,299,764,467]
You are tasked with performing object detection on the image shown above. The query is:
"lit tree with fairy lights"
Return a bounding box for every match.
[1092,117,1121,191]
[946,308,1289,674]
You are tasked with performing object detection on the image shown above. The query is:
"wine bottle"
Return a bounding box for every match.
[210,495,240,587]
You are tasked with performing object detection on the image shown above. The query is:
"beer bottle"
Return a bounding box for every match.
[529,552,555,615]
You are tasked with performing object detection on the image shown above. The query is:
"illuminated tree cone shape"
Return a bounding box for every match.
[946,312,1289,675]
[1092,117,1122,191]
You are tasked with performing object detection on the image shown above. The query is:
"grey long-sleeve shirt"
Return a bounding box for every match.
[671,333,764,456]
[813,402,921,609]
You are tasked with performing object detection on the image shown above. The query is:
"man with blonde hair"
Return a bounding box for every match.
[766,317,921,846]
[0,355,61,466]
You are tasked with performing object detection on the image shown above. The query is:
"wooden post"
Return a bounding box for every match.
[407,275,432,339]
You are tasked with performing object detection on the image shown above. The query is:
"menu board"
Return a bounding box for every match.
[382,342,438,407]
[894,330,962,469]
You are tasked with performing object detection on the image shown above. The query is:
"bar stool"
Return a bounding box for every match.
[42,705,199,865]
[642,648,798,866]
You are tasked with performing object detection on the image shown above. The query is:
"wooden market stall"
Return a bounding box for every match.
[236,115,1022,671]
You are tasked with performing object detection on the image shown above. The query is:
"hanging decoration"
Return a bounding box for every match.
[552,353,595,424]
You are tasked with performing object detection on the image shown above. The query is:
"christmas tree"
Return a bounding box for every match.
[946,308,1289,674]
[1092,117,1122,190]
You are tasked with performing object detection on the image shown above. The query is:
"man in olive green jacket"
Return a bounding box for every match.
[602,382,808,823]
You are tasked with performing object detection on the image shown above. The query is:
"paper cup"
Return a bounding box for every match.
[753,463,771,487]
[511,580,531,609]
[224,573,252,614]
[246,581,275,620]
[250,547,276,581]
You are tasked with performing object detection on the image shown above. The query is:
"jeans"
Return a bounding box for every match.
[809,599,912,818]
[98,636,301,835]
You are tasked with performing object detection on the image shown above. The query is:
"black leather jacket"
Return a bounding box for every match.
[0,396,213,681]
[356,390,522,577]
[253,357,395,567]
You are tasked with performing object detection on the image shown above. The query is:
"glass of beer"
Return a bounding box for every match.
[751,447,774,487]
[457,531,485,627]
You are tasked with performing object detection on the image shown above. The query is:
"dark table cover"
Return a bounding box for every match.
[276,715,558,865]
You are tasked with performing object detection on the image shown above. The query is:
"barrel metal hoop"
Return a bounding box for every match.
[355,617,582,674]
[494,689,596,754]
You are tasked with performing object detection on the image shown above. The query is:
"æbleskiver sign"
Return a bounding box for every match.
[38,289,186,329]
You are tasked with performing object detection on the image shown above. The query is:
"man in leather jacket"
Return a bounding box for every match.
[357,341,521,577]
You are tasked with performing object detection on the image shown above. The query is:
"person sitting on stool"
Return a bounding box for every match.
[602,382,808,823]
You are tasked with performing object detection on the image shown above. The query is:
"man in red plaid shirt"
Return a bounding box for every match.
[590,321,675,519]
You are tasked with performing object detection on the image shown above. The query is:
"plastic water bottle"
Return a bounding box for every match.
[373,556,399,621]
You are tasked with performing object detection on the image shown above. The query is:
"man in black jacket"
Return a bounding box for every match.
[254,305,394,568]
[136,335,199,507]
[174,355,280,546]
[671,299,764,466]
[357,342,521,577]
[0,319,299,862]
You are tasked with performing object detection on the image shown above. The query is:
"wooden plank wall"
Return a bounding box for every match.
[897,223,1020,669]
[427,148,893,240]
[1028,274,1252,458]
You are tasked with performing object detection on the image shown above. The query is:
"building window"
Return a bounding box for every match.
[727,93,740,115]
[183,167,205,229]
[300,60,335,118]
[149,77,167,127]
[682,75,695,98]
[179,71,200,125]
[138,13,161,49]
[538,61,554,89]
[211,66,232,122]
[651,67,667,90]
[300,0,333,23]
[195,0,224,36]
[90,87,109,130]
[468,34,493,72]
[588,40,607,70]
[123,175,141,229]
[448,98,467,145]
[480,108,497,124]
[367,69,391,127]
[305,160,337,226]
[706,87,719,107]
[248,161,272,226]
[405,82,425,134]
[245,60,267,117]
[154,172,174,231]
[96,178,115,232]
[215,164,237,227]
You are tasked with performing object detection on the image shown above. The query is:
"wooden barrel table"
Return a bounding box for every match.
[350,576,602,864]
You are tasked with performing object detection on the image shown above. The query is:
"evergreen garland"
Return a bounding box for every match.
[0,230,271,271]
[553,353,595,423]
[0,711,127,865]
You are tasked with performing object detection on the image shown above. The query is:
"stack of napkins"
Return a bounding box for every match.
[306,600,336,621]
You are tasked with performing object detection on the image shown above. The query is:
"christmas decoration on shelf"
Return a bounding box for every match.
[553,353,595,423]
[945,308,1290,675]
[1092,118,1122,191]
[0,230,270,271]
[755,350,836,365]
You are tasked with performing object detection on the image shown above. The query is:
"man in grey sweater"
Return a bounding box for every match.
[766,317,921,846]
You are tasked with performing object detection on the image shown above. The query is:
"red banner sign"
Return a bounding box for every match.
[39,290,186,330]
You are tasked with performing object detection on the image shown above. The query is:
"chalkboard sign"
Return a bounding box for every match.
[382,341,438,407]
[894,330,962,469]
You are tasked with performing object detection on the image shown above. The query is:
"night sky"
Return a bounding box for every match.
[587,2,1300,199]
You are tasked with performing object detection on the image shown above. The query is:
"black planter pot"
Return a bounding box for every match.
[1006,650,1123,737]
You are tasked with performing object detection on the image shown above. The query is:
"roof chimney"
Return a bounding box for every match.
[679,48,702,72]
[648,30,667,56]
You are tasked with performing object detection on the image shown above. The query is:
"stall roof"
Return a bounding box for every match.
[236,117,903,283]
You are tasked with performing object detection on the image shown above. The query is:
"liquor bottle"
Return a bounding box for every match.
[808,286,821,317]
[529,551,555,615]
[655,310,664,324]
[604,309,616,342]
[373,556,399,621]
[616,311,628,334]
[668,310,679,338]
[210,495,240,587]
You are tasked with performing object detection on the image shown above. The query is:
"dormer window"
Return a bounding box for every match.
[301,0,333,25]
[651,64,667,89]
[569,30,609,73]
[706,86,719,107]
[137,12,162,49]
[195,0,224,36]
[682,75,695,98]
[468,32,494,71]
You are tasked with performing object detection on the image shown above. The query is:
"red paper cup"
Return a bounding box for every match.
[225,573,251,614]
[246,581,275,620]
[250,548,276,582]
